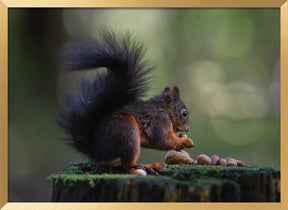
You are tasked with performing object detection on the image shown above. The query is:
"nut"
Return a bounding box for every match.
[165,150,191,164]
[216,158,227,166]
[210,155,220,165]
[130,168,147,176]
[178,133,187,138]
[183,157,194,164]
[197,154,211,165]
[236,160,245,167]
[225,157,237,166]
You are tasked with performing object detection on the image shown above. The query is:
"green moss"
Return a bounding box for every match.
[66,160,127,175]
[50,162,279,180]
[159,164,280,185]
[87,178,95,188]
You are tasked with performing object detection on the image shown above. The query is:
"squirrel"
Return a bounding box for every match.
[58,30,195,174]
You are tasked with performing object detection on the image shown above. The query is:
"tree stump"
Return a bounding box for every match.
[48,160,280,202]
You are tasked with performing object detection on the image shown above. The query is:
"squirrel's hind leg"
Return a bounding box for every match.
[111,114,164,175]
[90,113,141,170]
[94,113,164,175]
[108,113,141,170]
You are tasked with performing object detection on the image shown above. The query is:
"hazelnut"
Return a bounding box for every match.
[210,155,220,165]
[236,160,245,167]
[197,154,211,165]
[225,157,237,166]
[178,133,187,138]
[130,168,147,176]
[165,150,191,165]
[183,157,194,164]
[216,158,227,166]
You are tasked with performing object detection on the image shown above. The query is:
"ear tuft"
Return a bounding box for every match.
[172,86,180,100]
[162,86,171,94]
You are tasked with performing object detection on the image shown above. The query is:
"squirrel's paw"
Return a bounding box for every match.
[177,138,195,150]
[130,163,165,176]
[144,163,165,175]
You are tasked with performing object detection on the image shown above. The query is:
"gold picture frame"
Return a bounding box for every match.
[1,0,287,209]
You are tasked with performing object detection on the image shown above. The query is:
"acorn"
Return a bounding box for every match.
[130,168,147,176]
[210,155,220,165]
[216,158,227,166]
[165,150,191,165]
[197,154,211,165]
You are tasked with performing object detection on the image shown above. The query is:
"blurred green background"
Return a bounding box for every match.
[8,8,280,201]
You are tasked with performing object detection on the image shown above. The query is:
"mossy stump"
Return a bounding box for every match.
[49,160,280,202]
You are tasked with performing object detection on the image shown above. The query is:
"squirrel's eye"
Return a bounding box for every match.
[181,109,188,118]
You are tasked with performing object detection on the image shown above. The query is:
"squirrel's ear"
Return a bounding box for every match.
[161,87,172,105]
[162,86,171,94]
[172,86,180,100]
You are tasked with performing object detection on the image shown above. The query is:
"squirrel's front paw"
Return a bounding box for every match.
[177,134,195,149]
[182,138,195,148]
[175,138,195,150]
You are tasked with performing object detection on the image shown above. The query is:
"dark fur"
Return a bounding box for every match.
[59,30,192,169]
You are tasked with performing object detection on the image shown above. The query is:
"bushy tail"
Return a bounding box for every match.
[58,30,152,154]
